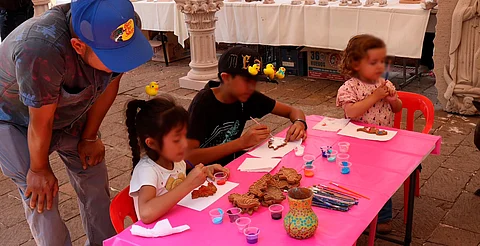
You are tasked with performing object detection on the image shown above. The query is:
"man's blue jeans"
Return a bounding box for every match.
[378,198,393,223]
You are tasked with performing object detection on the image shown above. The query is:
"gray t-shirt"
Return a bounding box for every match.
[0,4,116,136]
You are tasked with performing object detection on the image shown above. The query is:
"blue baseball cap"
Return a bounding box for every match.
[71,0,153,73]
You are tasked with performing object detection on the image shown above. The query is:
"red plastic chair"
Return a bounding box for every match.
[393,91,434,223]
[110,186,138,233]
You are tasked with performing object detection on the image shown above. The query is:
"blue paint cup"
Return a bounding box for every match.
[338,161,352,174]
[326,150,338,162]
[209,208,224,224]
[303,155,315,168]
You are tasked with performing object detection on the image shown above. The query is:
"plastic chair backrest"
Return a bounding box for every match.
[110,185,138,233]
[393,91,434,134]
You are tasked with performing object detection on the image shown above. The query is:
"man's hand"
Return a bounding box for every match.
[25,167,59,213]
[78,138,105,170]
[286,121,306,142]
[240,124,271,149]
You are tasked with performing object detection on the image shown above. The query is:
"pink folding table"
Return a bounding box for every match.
[104,115,441,246]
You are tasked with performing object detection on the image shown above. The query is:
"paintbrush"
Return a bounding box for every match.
[385,59,392,82]
[330,182,370,200]
[317,184,362,199]
[249,116,275,139]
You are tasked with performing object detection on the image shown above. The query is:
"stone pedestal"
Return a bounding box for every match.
[175,0,223,90]
[434,0,480,115]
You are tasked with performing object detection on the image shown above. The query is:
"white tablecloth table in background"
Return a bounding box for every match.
[132,1,188,46]
[133,0,430,58]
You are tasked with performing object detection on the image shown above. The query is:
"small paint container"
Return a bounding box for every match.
[294,145,305,156]
[321,146,332,158]
[244,227,260,244]
[226,207,242,223]
[209,208,224,224]
[326,150,338,162]
[268,204,284,220]
[214,172,227,185]
[304,165,316,177]
[235,217,251,233]
[303,154,315,168]
[338,142,350,153]
[336,153,350,166]
[338,161,352,174]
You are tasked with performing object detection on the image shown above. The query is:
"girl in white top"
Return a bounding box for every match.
[126,96,229,224]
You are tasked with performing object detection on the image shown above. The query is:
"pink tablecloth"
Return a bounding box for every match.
[104,115,442,246]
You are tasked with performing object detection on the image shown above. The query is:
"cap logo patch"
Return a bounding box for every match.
[110,19,134,43]
[242,55,251,69]
[228,54,238,68]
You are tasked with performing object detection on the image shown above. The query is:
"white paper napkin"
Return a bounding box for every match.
[130,219,190,238]
[313,117,350,132]
[238,158,281,172]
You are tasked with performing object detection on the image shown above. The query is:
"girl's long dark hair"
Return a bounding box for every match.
[125,95,189,169]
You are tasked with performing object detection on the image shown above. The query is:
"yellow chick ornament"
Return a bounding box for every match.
[248,64,260,76]
[263,64,276,80]
[145,82,159,97]
[275,67,286,80]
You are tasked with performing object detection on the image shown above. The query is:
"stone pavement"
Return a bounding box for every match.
[1,59,480,246]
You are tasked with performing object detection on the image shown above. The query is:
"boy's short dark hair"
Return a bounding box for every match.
[217,46,262,83]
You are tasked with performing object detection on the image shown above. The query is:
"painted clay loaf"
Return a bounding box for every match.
[276,166,302,184]
[261,186,286,206]
[228,167,301,213]
[356,126,388,136]
[228,193,261,215]
[191,182,217,199]
[268,138,287,150]
[248,174,273,197]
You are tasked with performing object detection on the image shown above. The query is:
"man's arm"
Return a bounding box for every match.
[78,74,122,168]
[81,74,122,139]
[271,102,307,141]
[26,104,59,213]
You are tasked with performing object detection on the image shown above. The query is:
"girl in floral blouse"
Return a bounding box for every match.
[336,34,403,234]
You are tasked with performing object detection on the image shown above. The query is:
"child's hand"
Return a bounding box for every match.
[240,124,271,148]
[385,83,398,102]
[286,121,307,142]
[185,163,207,188]
[206,164,230,180]
[372,84,389,101]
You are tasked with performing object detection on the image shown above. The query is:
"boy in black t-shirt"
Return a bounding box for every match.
[186,47,307,166]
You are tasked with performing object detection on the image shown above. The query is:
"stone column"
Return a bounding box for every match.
[175,0,223,90]
[32,0,51,17]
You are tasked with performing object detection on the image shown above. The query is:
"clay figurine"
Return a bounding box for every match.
[339,0,360,6]
[349,0,361,6]
[291,0,302,4]
[268,137,287,150]
[364,0,387,7]
[318,0,328,5]
[263,0,275,4]
[304,0,315,4]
